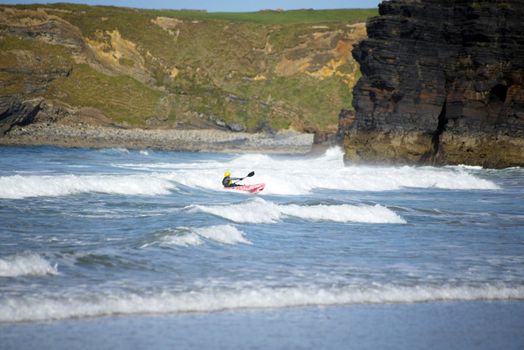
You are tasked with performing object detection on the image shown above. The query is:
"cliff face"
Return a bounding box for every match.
[344,0,524,168]
[0,5,374,138]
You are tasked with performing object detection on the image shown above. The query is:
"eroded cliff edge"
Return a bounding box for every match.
[342,0,524,168]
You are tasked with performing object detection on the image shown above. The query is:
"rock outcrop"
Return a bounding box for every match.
[0,97,42,134]
[343,0,524,168]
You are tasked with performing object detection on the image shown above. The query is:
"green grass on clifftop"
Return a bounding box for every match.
[25,4,376,25]
[146,8,377,24]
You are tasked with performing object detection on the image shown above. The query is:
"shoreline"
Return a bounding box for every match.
[0,123,315,154]
[2,302,523,349]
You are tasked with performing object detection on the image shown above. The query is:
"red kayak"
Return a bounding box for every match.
[224,183,265,193]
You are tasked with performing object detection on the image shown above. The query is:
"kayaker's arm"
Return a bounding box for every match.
[230,177,242,185]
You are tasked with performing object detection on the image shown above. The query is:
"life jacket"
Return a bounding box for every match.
[223,176,241,187]
[222,176,232,187]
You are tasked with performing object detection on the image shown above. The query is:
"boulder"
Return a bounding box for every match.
[0,96,43,134]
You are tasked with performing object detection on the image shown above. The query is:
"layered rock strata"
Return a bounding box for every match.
[343,0,524,168]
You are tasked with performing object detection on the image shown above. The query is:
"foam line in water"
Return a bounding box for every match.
[142,225,251,248]
[1,283,522,323]
[0,253,58,277]
[0,174,176,199]
[187,198,406,224]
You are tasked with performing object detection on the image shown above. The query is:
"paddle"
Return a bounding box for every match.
[230,171,254,186]
[239,171,255,180]
[229,171,255,186]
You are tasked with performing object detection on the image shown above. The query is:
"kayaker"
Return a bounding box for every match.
[222,171,242,188]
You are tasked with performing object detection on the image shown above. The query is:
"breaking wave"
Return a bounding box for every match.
[1,283,522,323]
[0,174,176,199]
[0,253,58,277]
[114,147,499,195]
[187,198,406,224]
[142,225,251,248]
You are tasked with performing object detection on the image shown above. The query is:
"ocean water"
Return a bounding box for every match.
[0,146,523,349]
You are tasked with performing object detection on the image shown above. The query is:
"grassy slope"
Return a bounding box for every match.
[46,64,164,124]
[4,4,377,130]
[0,35,72,94]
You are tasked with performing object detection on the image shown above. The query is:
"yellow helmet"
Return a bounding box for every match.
[224,171,231,177]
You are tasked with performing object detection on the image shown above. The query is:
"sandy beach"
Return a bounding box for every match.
[0,123,315,153]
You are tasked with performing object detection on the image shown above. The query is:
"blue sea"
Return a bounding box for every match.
[0,146,523,349]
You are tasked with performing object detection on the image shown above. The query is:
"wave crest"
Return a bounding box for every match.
[0,174,175,199]
[1,283,522,323]
[142,225,251,248]
[188,198,406,224]
[0,253,58,277]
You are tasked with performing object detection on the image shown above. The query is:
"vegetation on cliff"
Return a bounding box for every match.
[0,4,375,134]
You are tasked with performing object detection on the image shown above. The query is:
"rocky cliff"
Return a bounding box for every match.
[343,0,524,168]
[0,5,374,141]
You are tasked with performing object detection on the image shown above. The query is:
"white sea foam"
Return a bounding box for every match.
[99,148,130,154]
[447,164,484,170]
[280,203,406,224]
[3,147,498,199]
[0,174,176,199]
[188,199,282,223]
[115,147,499,195]
[1,283,522,323]
[193,225,252,245]
[0,253,58,277]
[224,147,499,194]
[155,231,204,247]
[188,198,406,224]
[143,225,251,248]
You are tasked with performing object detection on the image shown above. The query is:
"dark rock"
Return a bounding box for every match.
[214,118,227,128]
[345,0,524,168]
[203,114,228,129]
[0,96,43,134]
[336,109,355,143]
[227,123,246,132]
[313,131,335,144]
[255,120,275,135]
[226,94,248,105]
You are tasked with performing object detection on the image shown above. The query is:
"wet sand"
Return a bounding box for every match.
[2,301,524,350]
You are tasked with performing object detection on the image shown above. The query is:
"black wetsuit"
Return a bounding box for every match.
[222,176,241,187]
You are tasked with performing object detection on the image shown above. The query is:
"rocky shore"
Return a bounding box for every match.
[341,0,524,168]
[0,123,314,153]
